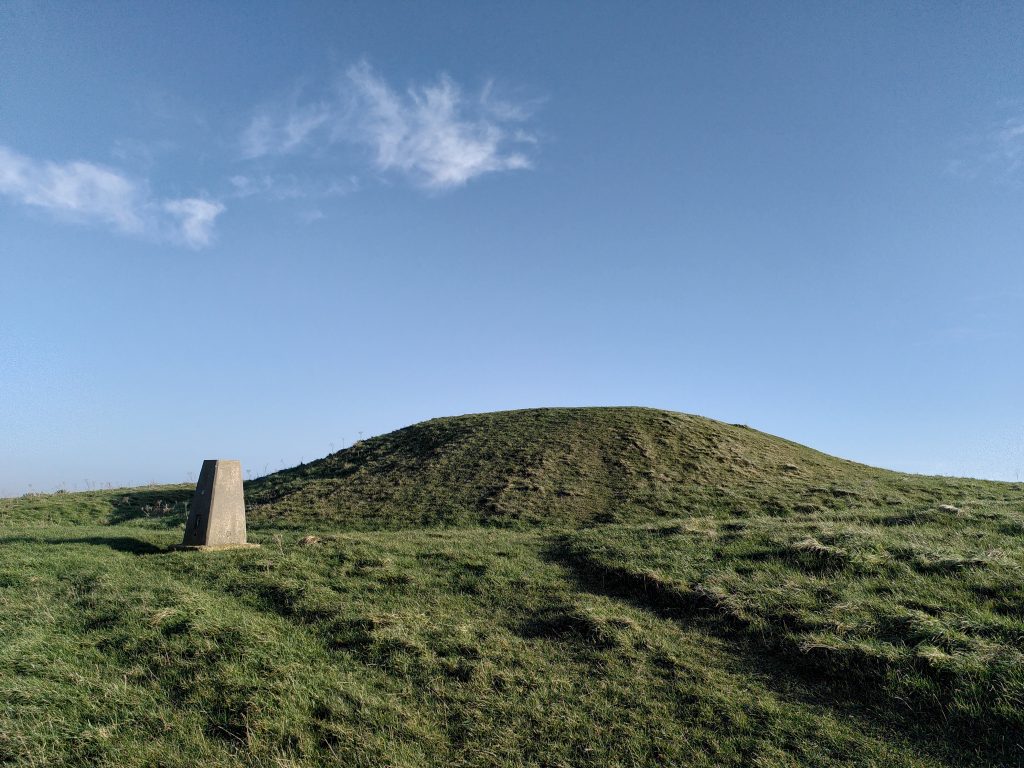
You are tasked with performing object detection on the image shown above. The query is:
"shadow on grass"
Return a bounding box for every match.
[542,535,1020,768]
[0,535,168,555]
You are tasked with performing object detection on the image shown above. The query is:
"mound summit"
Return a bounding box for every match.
[246,407,991,530]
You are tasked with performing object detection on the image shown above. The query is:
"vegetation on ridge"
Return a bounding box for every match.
[1,407,1023,767]
[244,407,1009,530]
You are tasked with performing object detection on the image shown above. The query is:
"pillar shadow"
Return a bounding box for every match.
[0,534,168,555]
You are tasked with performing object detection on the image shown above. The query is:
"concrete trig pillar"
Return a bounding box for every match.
[181,460,255,549]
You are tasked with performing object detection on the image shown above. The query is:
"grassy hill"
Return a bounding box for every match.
[244,407,1006,530]
[2,407,1023,767]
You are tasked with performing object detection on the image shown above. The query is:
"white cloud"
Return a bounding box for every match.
[952,112,1024,182]
[0,145,144,233]
[238,62,538,190]
[240,115,275,160]
[0,144,223,248]
[993,116,1024,173]
[226,172,356,201]
[163,198,225,248]
[283,104,331,152]
[241,103,332,159]
[345,62,532,189]
[298,208,324,224]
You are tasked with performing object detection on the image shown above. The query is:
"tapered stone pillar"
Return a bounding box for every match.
[181,460,255,549]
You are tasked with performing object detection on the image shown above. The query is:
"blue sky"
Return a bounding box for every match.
[2,1,1023,495]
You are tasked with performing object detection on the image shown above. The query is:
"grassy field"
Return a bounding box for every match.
[2,408,1023,766]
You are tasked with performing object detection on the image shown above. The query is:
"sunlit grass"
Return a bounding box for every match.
[2,408,1022,766]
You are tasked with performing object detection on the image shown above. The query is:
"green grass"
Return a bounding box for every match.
[244,407,1016,531]
[2,407,1023,766]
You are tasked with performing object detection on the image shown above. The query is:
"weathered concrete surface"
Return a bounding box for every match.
[182,460,253,548]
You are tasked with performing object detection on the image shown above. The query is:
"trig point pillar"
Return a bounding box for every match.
[182,460,254,549]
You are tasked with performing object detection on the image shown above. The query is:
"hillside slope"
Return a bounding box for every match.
[245,407,1008,530]
[3,407,1024,766]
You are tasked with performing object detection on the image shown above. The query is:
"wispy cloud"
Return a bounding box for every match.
[163,198,225,248]
[240,102,333,160]
[239,62,539,190]
[0,146,145,233]
[949,110,1024,183]
[1,64,537,245]
[345,62,533,189]
[991,116,1024,174]
[298,208,325,224]
[226,172,358,201]
[0,145,223,248]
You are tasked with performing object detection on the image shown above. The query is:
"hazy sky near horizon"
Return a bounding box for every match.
[2,1,1023,495]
